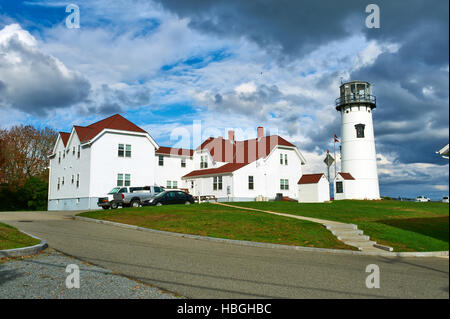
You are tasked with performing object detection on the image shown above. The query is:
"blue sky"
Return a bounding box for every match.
[0,0,448,199]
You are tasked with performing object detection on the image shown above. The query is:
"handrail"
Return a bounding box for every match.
[335,94,376,107]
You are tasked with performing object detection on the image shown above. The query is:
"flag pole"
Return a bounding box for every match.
[333,137,337,179]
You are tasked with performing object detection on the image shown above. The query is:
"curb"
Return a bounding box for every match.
[74,216,449,258]
[0,231,48,258]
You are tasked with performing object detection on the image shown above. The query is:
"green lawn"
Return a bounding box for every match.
[78,204,355,250]
[0,222,40,250]
[229,200,449,252]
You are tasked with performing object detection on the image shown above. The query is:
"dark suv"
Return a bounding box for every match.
[142,190,195,206]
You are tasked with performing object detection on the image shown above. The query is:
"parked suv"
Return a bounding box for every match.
[113,185,164,208]
[143,190,195,206]
[415,195,431,202]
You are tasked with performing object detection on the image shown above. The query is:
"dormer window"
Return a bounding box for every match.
[200,155,208,169]
[355,124,365,138]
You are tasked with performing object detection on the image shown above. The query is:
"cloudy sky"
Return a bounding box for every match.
[0,0,448,199]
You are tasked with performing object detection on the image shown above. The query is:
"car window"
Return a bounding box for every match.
[119,188,128,193]
[155,187,163,193]
[108,187,121,194]
[176,191,186,198]
[167,192,176,198]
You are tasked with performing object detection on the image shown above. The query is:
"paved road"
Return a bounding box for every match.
[0,210,448,298]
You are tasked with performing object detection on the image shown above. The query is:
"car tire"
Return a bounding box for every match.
[130,199,141,208]
[110,202,118,209]
[102,206,110,210]
[185,201,191,205]
[156,202,163,206]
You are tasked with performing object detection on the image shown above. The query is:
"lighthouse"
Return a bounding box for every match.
[334,81,380,200]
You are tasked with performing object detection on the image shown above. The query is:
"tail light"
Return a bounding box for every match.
[121,194,125,199]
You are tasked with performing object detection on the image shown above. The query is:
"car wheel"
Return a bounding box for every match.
[102,206,110,210]
[156,202,163,206]
[185,201,191,205]
[130,199,141,208]
[110,202,118,209]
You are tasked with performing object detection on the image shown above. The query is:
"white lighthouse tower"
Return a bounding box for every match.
[334,81,380,200]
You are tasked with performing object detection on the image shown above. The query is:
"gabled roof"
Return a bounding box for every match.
[156,146,194,157]
[74,114,147,143]
[182,163,248,179]
[298,173,325,184]
[337,172,355,180]
[59,132,70,147]
[197,135,297,164]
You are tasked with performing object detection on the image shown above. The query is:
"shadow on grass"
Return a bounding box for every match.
[377,216,449,243]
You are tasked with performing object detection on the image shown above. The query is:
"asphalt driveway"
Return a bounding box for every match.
[0,210,448,298]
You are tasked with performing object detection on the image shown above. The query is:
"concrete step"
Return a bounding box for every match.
[325,224,358,231]
[344,240,376,248]
[331,229,363,236]
[337,234,370,241]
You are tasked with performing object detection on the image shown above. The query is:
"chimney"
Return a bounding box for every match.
[257,126,264,139]
[228,130,235,142]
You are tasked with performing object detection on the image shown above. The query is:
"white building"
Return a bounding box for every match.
[48,116,307,209]
[334,172,356,200]
[334,81,380,200]
[297,173,330,203]
[182,127,307,201]
[155,146,194,190]
[48,114,158,210]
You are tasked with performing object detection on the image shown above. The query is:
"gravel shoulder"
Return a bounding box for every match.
[0,249,179,299]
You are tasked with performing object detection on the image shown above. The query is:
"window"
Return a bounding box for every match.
[280,179,289,190]
[336,181,343,193]
[173,181,178,189]
[76,174,80,188]
[159,155,164,166]
[117,174,124,186]
[213,176,222,190]
[280,154,283,164]
[63,151,65,159]
[355,124,365,138]
[284,154,288,165]
[77,145,80,158]
[190,181,194,188]
[124,174,131,186]
[166,180,172,189]
[125,144,131,157]
[57,178,60,190]
[200,155,208,169]
[62,177,64,186]
[181,158,186,168]
[248,176,254,190]
[118,144,124,157]
[58,152,61,163]
[73,146,75,155]
[71,175,74,184]
[76,198,80,204]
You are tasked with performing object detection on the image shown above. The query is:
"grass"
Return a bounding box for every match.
[0,222,40,250]
[229,200,449,252]
[78,203,356,250]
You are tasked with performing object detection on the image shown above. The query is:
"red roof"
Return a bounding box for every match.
[156,146,194,157]
[73,114,147,143]
[338,172,355,180]
[298,173,325,184]
[197,135,296,164]
[182,163,248,178]
[59,132,70,146]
